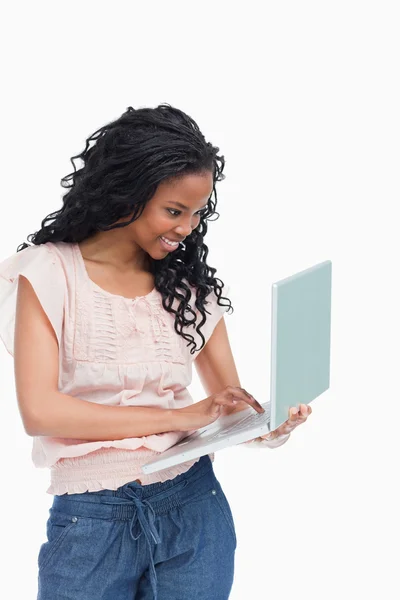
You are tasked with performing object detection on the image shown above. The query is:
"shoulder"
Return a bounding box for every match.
[0,242,70,356]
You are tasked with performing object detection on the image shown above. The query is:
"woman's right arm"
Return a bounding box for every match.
[14,275,177,440]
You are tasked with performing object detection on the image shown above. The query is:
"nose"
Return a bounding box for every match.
[175,222,196,238]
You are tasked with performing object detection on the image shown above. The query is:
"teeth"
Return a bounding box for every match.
[161,236,179,246]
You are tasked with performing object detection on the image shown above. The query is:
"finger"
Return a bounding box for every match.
[284,405,310,431]
[228,387,264,414]
[299,404,313,423]
[239,387,264,411]
[289,405,308,423]
[288,413,305,428]
[215,388,261,413]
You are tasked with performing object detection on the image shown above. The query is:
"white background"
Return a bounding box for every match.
[1,1,399,598]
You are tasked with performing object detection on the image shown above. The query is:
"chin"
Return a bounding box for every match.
[144,238,168,260]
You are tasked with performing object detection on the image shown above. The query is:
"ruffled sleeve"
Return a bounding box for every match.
[0,243,66,357]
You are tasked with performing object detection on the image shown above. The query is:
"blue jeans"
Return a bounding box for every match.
[37,455,237,599]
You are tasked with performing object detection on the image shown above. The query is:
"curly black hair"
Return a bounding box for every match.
[16,103,233,354]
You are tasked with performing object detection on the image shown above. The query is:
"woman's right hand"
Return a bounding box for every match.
[175,386,265,432]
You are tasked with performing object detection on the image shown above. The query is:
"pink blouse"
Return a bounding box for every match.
[0,241,290,495]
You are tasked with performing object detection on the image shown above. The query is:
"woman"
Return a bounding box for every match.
[0,104,311,600]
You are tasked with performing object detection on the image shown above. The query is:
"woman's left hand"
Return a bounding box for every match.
[246,403,312,443]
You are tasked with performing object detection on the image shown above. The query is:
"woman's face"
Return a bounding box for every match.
[128,171,214,260]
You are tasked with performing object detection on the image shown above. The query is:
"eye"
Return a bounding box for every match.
[166,208,207,217]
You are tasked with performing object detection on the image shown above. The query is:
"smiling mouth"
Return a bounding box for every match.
[159,236,182,251]
[160,236,185,243]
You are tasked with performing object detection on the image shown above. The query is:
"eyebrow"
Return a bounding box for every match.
[167,201,208,211]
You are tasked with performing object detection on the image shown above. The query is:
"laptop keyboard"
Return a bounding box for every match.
[224,404,271,435]
[204,404,271,441]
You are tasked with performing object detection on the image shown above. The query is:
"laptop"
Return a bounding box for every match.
[142,260,332,474]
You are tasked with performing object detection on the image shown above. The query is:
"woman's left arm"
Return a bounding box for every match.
[194,317,312,448]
